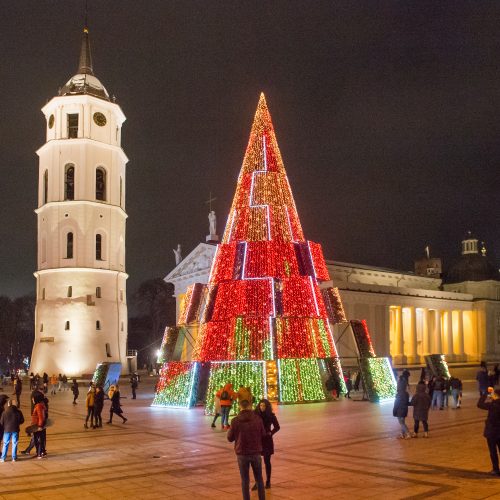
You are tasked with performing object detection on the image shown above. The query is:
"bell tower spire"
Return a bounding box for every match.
[77,22,93,75]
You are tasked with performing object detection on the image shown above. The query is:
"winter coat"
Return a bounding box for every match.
[393,391,410,418]
[85,390,95,408]
[31,402,46,427]
[255,410,280,455]
[14,379,22,395]
[411,383,431,421]
[111,390,123,414]
[450,377,462,391]
[434,377,445,392]
[50,375,57,385]
[214,395,221,414]
[237,387,253,404]
[478,395,500,439]
[71,382,79,396]
[94,391,104,412]
[477,370,490,391]
[217,384,237,407]
[0,405,24,433]
[227,409,265,455]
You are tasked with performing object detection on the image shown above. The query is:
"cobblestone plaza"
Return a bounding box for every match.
[1,378,500,499]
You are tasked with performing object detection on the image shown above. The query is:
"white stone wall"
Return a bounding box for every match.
[31,92,128,377]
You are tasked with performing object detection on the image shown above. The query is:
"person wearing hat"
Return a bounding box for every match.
[478,386,500,475]
[0,399,25,462]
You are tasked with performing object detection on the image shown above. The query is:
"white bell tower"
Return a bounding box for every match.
[30,24,128,376]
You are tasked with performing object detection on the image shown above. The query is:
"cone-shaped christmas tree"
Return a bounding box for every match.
[153,94,345,409]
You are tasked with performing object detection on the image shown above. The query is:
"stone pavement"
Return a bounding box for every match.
[1,379,500,499]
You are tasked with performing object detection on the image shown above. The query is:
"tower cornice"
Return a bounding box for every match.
[34,200,128,217]
[36,138,129,164]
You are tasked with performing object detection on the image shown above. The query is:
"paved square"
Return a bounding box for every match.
[1,378,500,499]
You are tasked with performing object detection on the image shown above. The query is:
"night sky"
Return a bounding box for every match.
[1,2,499,298]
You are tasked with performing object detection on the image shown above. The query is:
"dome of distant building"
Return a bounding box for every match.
[444,233,500,284]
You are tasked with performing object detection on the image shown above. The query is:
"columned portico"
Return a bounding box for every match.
[407,306,419,363]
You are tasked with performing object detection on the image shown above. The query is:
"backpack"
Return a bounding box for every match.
[220,390,229,400]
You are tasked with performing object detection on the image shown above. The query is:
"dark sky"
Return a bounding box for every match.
[1,2,499,298]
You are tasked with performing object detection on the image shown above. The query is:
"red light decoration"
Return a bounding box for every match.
[159,93,348,406]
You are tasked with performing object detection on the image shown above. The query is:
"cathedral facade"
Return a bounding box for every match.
[30,26,128,376]
[165,234,500,367]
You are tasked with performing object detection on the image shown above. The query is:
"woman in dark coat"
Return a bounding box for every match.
[107,385,127,424]
[253,399,280,490]
[411,381,431,437]
[393,387,410,439]
[478,389,500,475]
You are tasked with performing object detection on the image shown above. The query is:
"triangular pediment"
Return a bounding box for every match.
[164,243,217,283]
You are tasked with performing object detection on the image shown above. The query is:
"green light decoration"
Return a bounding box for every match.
[205,361,266,415]
[278,358,326,403]
[317,319,332,357]
[425,354,451,379]
[152,361,199,408]
[324,357,347,394]
[359,357,397,402]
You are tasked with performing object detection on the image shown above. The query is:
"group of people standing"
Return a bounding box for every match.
[83,383,127,429]
[393,370,464,440]
[0,383,49,461]
[28,372,69,394]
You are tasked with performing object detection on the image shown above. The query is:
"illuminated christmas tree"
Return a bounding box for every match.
[153,93,345,408]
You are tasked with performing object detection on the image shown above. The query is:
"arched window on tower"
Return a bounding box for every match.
[65,164,75,200]
[66,232,74,259]
[96,234,102,260]
[96,167,106,201]
[43,170,48,204]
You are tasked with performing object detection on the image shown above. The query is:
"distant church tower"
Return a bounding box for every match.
[30,24,128,376]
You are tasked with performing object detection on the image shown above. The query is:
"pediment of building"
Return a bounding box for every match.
[164,243,216,283]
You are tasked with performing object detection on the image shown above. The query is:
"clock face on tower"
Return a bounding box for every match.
[48,115,55,129]
[93,112,107,127]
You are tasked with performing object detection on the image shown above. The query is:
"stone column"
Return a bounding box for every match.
[421,308,430,355]
[456,310,465,360]
[396,306,405,364]
[408,306,418,363]
[446,310,454,360]
[434,309,442,353]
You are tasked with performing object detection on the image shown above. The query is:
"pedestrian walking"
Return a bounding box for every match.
[217,383,237,430]
[94,386,104,428]
[71,379,79,404]
[411,382,431,437]
[0,399,24,462]
[130,374,138,399]
[57,374,63,392]
[227,399,266,500]
[42,372,48,394]
[344,372,353,399]
[107,385,127,424]
[393,386,411,439]
[478,388,500,475]
[477,365,489,396]
[62,374,68,391]
[50,374,58,395]
[450,376,463,409]
[84,385,95,429]
[431,376,445,410]
[428,376,435,401]
[13,377,22,407]
[253,399,280,490]
[31,393,47,459]
[211,390,221,428]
